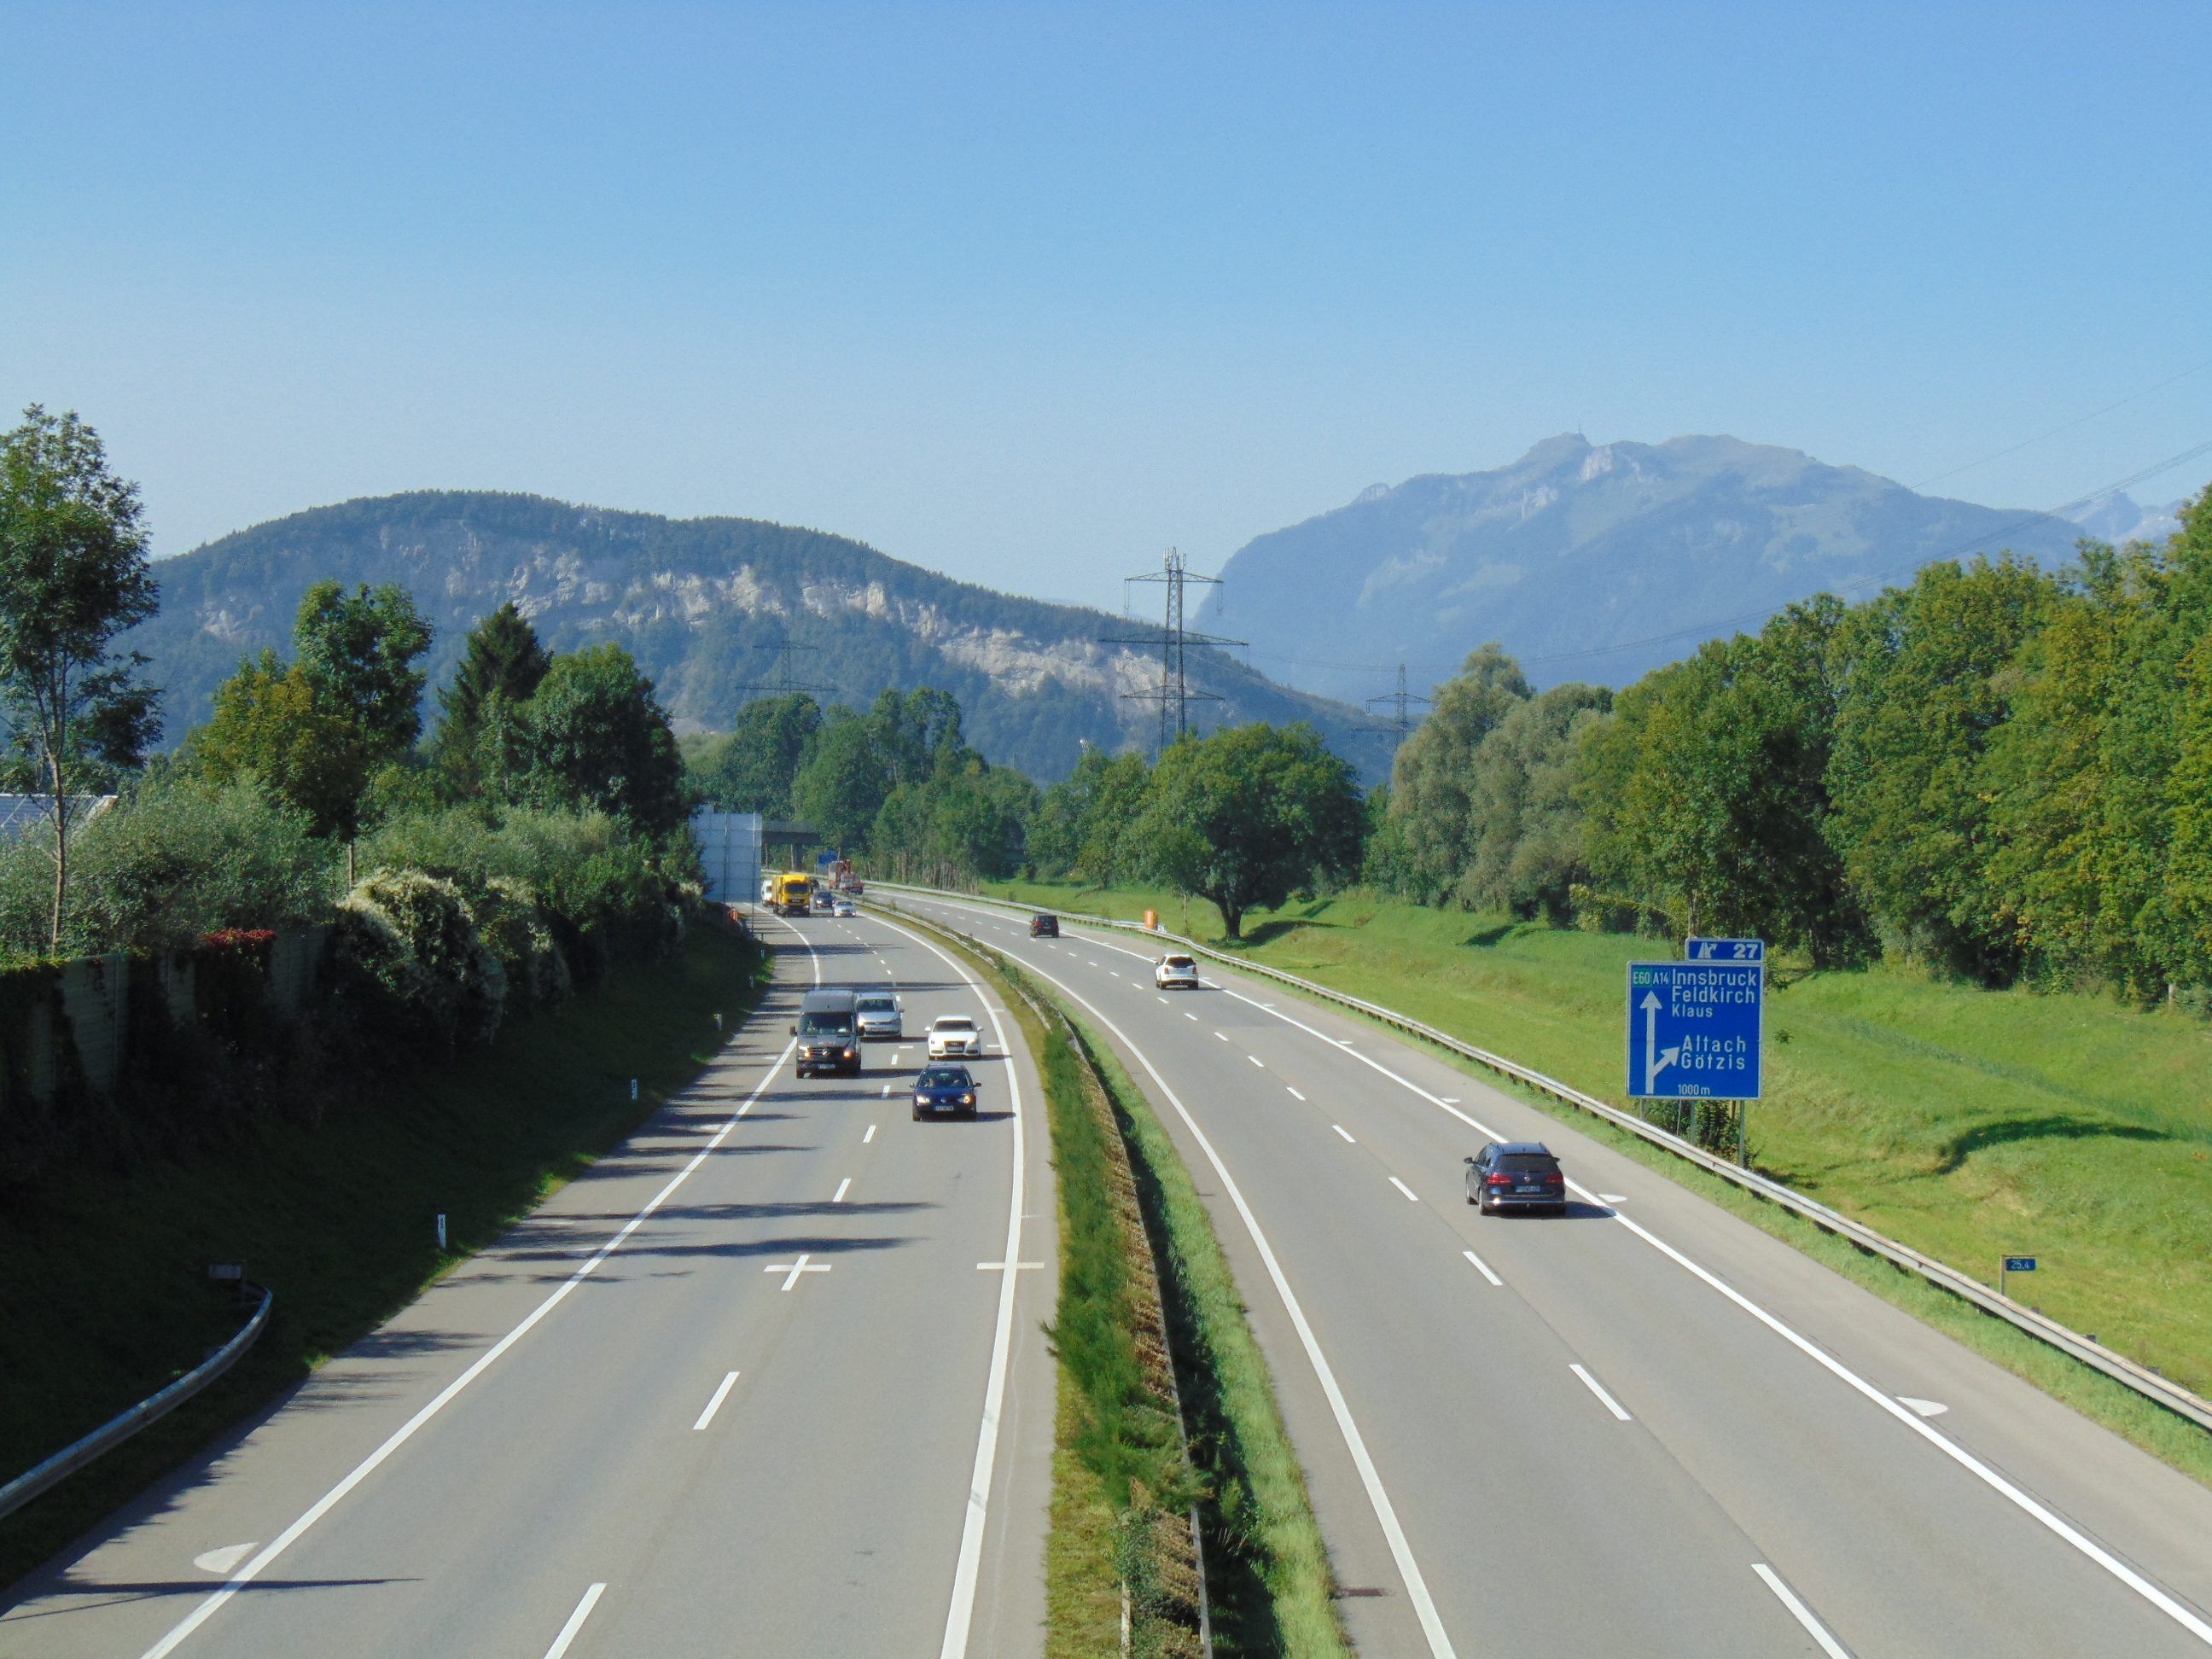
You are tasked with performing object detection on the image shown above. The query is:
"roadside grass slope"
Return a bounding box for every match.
[982,880,2212,1406]
[0,921,765,1590]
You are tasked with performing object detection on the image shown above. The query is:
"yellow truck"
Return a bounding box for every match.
[771,872,814,916]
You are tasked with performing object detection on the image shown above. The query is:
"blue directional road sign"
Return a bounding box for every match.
[1686,936,1765,963]
[1627,961,1763,1099]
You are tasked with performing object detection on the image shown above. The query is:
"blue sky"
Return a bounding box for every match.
[3,1,2207,611]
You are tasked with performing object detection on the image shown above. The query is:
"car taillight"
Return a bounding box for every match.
[1486,1172,1512,1187]
[1544,1171,1563,1185]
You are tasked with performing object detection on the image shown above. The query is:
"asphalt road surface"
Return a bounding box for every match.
[2,911,1057,1659]
[894,889,2212,1659]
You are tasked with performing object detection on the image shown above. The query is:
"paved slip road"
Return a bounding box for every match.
[895,890,2212,1659]
[1,911,1057,1659]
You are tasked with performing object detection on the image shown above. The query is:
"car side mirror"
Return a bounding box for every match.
[1464,1155,1476,1164]
[789,1024,797,1035]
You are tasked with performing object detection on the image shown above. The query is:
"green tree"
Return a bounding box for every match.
[0,406,161,948]
[1377,645,1530,904]
[1137,723,1364,940]
[1462,682,1611,921]
[433,602,550,798]
[792,711,894,853]
[688,692,822,814]
[294,580,434,760]
[1825,556,2058,979]
[1028,745,1149,882]
[186,649,372,837]
[498,643,687,834]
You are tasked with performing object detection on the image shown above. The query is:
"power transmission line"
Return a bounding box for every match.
[1365,663,1433,740]
[732,634,832,701]
[1100,548,1246,754]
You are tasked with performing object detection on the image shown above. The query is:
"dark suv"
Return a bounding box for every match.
[1465,1141,1566,1214]
[1029,913,1059,937]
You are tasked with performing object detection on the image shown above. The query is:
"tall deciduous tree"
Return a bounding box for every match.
[1138,722,1364,940]
[434,602,550,798]
[295,580,434,759]
[0,407,161,948]
[1376,644,1530,903]
[499,644,687,835]
[688,692,822,814]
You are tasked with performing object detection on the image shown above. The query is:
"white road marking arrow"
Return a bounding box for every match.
[1641,991,1680,1094]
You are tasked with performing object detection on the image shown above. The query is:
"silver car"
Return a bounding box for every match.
[855,990,903,1040]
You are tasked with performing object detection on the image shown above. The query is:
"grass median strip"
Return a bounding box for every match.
[896,905,1343,1657]
[0,917,770,1590]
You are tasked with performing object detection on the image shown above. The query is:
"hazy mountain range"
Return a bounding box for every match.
[128,492,1396,783]
[1196,434,2101,701]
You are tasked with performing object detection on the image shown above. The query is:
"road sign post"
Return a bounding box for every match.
[1627,956,1764,1166]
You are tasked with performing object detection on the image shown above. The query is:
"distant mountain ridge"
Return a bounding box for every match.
[1198,434,2093,701]
[129,491,1393,783]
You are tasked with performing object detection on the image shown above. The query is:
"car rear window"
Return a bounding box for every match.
[1497,1154,1558,1173]
[1164,957,1195,969]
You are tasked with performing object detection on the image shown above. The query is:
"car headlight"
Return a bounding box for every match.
[843,1047,856,1057]
[962,1093,975,1105]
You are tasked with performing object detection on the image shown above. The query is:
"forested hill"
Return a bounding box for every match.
[1200,434,2091,701]
[130,491,1391,782]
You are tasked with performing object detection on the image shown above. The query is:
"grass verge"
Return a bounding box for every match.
[981,877,2212,1487]
[895,899,1346,1656]
[0,917,768,1590]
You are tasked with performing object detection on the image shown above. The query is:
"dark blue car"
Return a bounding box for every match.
[913,1064,979,1121]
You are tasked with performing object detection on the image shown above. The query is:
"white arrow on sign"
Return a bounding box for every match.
[1641,991,1680,1094]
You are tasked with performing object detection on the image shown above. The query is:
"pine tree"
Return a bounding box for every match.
[434,603,550,799]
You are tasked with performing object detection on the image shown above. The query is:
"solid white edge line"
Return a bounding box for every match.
[907,899,1458,1659]
[865,912,1027,1659]
[1462,1249,1503,1288]
[1388,1175,1419,1203]
[1333,1124,1356,1144]
[692,1371,740,1432]
[542,1581,608,1659]
[1190,965,2212,1649]
[1569,1362,1633,1422]
[138,941,815,1659]
[1752,1563,1853,1658]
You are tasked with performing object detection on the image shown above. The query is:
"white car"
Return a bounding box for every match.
[927,1015,984,1058]
[1155,953,1200,990]
[833,896,857,917]
[854,990,902,1040]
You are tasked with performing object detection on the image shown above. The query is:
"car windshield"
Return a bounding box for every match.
[920,1068,970,1088]
[856,996,894,1012]
[798,1013,852,1036]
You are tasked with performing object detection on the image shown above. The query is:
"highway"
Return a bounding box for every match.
[0,911,1057,1658]
[892,889,2212,1659]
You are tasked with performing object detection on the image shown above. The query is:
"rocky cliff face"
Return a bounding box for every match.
[1198,434,2091,701]
[133,491,1390,783]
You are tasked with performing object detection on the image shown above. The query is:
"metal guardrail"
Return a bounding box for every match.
[870,881,2212,1435]
[0,1284,273,1522]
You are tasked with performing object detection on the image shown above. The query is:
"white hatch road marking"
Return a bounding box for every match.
[1462,1249,1504,1288]
[1752,1564,1853,1658]
[1598,1192,1628,1205]
[1247,1055,1265,1068]
[864,1124,877,1144]
[865,913,1031,1659]
[1286,1086,1307,1102]
[191,1545,256,1576]
[1899,1396,1949,1417]
[1184,965,2212,1650]
[765,1254,831,1291]
[1332,1125,1356,1144]
[832,1178,852,1204]
[692,1371,740,1431]
[1439,1096,1458,1103]
[922,923,1458,1658]
[1570,1363,1634,1422]
[543,1582,608,1659]
[138,939,817,1659]
[1388,1176,1419,1202]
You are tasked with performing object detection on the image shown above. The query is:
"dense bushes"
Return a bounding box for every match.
[329,870,508,1053]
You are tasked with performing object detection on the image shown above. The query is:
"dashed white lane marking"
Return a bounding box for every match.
[1388,1176,1419,1202]
[1570,1363,1633,1421]
[1332,1124,1356,1144]
[864,1124,877,1144]
[1286,1086,1306,1101]
[1462,1249,1503,1287]
[832,1178,852,1204]
[1248,1054,1265,1068]
[1214,1030,1230,1042]
[1752,1564,1852,1658]
[1157,996,1170,1004]
[1898,1396,1948,1417]
[192,1545,257,1576]
[692,1371,740,1431]
[543,1582,607,1659]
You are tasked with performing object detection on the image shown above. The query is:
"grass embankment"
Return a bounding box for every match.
[902,908,1343,1655]
[984,879,2212,1465]
[0,919,767,1590]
